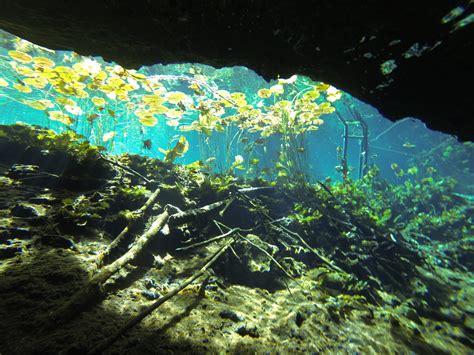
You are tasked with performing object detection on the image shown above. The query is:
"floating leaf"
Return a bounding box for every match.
[270,84,284,95]
[150,105,168,114]
[36,69,57,79]
[22,77,48,89]
[14,66,35,77]
[327,87,342,102]
[0,78,8,87]
[139,115,158,127]
[91,96,106,106]
[142,95,165,105]
[230,92,245,101]
[94,71,108,81]
[326,86,339,95]
[275,100,291,110]
[257,88,272,98]
[179,125,195,132]
[303,90,320,100]
[33,56,55,68]
[48,111,75,125]
[8,50,33,63]
[166,91,187,104]
[54,66,76,78]
[234,98,247,107]
[56,97,77,106]
[189,82,204,95]
[165,109,184,118]
[23,99,53,110]
[315,83,330,91]
[117,93,130,102]
[13,83,32,93]
[102,131,116,142]
[107,77,125,88]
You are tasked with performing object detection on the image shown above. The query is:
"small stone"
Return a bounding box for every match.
[144,278,158,289]
[219,309,244,322]
[10,227,33,239]
[11,203,43,218]
[30,194,55,205]
[0,245,22,259]
[236,324,259,338]
[36,234,76,249]
[295,311,305,327]
[8,164,39,179]
[141,290,161,300]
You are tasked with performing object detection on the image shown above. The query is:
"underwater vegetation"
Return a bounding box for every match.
[0,29,473,353]
[0,29,343,186]
[0,123,472,353]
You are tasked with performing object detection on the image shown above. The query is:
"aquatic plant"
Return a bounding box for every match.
[333,166,473,243]
[0,31,342,183]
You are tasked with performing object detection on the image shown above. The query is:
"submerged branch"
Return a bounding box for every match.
[100,155,151,183]
[97,186,161,266]
[47,208,170,326]
[48,196,233,327]
[89,239,234,355]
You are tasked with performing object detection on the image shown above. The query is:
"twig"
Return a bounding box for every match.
[89,239,234,355]
[237,186,275,193]
[237,186,347,274]
[176,228,240,251]
[168,198,232,224]
[270,222,347,274]
[238,233,300,284]
[100,155,151,183]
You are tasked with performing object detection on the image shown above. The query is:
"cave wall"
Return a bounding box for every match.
[0,0,472,140]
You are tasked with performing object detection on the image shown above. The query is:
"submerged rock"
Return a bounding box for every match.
[11,203,46,218]
[35,234,76,250]
[219,309,244,322]
[236,324,259,338]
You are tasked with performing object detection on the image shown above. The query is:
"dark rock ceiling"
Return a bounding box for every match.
[0,0,472,140]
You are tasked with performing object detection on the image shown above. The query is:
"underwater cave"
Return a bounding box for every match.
[0,1,473,354]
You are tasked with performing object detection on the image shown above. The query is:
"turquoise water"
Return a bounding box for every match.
[0,29,472,191]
